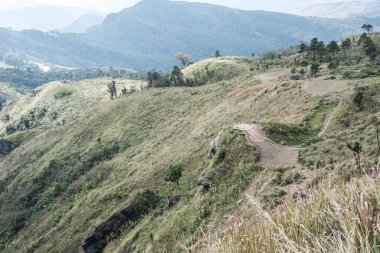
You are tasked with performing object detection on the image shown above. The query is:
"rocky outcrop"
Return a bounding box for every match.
[208,132,222,158]
[167,195,181,208]
[0,139,14,155]
[82,190,159,253]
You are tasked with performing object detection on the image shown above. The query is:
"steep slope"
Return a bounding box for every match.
[0,57,324,252]
[0,78,144,133]
[1,0,380,70]
[2,52,378,252]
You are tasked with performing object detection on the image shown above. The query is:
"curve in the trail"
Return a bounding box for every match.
[234,124,302,168]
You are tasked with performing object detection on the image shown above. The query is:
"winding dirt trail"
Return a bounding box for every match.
[318,100,343,137]
[234,70,347,198]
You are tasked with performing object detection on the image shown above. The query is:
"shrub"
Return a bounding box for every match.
[164,164,184,189]
[54,90,73,99]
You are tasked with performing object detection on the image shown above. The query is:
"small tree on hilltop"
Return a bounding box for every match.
[175,52,192,68]
[299,42,308,54]
[164,164,184,189]
[362,24,374,34]
[214,50,221,58]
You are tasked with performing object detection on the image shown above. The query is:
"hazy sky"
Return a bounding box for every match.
[0,0,356,12]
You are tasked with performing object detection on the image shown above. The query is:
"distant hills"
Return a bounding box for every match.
[290,0,380,18]
[60,15,105,33]
[0,0,380,70]
[0,5,105,31]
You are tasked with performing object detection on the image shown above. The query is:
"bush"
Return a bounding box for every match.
[54,90,73,99]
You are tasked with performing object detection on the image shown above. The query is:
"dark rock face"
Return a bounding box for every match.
[82,190,159,253]
[0,139,14,155]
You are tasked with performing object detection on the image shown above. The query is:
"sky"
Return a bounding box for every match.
[0,0,354,12]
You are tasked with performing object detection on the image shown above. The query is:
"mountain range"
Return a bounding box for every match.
[0,0,379,70]
[0,5,105,32]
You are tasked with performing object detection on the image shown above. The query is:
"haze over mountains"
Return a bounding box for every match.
[0,0,379,70]
[0,5,105,31]
[289,0,380,18]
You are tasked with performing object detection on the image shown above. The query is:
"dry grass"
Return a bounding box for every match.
[215,172,380,253]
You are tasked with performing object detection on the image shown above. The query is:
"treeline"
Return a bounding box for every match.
[0,67,143,88]
[294,24,379,77]
[147,65,216,88]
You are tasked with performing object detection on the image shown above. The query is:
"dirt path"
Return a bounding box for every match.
[234,124,302,168]
[235,124,321,199]
[318,100,343,137]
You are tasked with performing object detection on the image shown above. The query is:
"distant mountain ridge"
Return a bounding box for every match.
[0,5,105,31]
[0,0,379,70]
[60,15,105,33]
[289,0,380,18]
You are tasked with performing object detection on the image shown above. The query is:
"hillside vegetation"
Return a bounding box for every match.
[0,31,380,253]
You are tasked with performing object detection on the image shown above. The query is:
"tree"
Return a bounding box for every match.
[107,80,117,100]
[317,41,326,62]
[299,42,308,53]
[361,36,378,60]
[328,60,339,70]
[326,41,340,59]
[214,50,221,58]
[164,164,184,189]
[358,33,368,45]
[309,38,319,61]
[171,66,185,86]
[252,53,255,57]
[352,86,371,111]
[362,24,373,34]
[310,62,320,77]
[341,38,352,58]
[175,52,192,68]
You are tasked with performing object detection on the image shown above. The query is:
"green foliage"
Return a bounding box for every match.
[361,36,378,60]
[1,114,10,123]
[352,86,376,111]
[264,101,337,145]
[326,40,340,59]
[54,90,73,99]
[272,168,302,187]
[164,164,184,189]
[310,62,320,77]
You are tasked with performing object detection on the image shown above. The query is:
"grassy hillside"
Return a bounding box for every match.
[0,34,380,252]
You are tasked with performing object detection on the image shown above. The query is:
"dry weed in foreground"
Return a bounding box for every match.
[214,173,380,253]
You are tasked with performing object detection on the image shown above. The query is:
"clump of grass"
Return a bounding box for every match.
[54,90,73,100]
[215,174,380,253]
[272,167,302,187]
